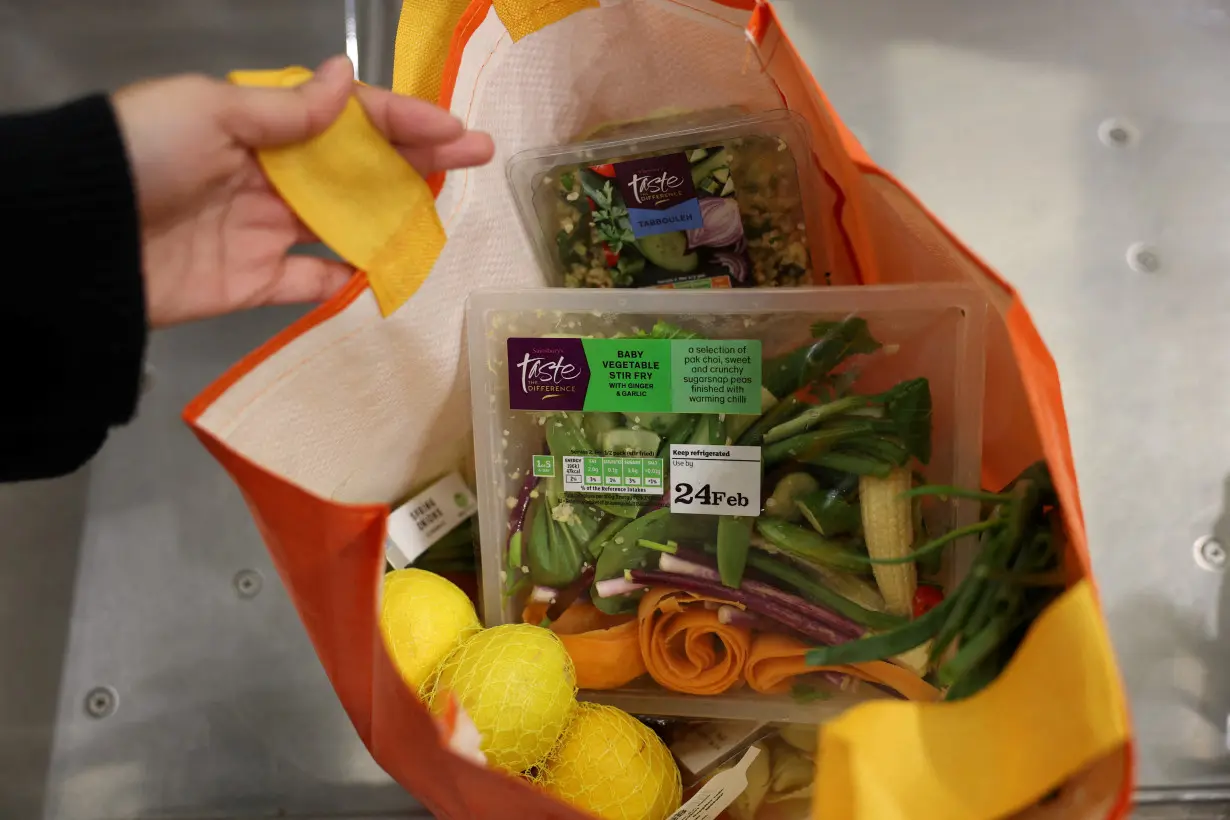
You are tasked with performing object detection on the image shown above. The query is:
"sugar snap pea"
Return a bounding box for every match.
[717,515,755,587]
[755,518,868,573]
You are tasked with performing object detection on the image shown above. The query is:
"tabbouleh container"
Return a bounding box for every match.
[508,110,827,290]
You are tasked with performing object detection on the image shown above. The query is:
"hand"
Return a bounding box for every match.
[112,55,494,327]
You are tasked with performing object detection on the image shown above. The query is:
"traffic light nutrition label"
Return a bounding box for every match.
[560,456,665,495]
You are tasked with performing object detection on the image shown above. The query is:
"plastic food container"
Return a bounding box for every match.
[469,286,986,721]
[508,110,826,290]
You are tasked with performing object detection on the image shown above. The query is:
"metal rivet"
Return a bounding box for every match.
[233,569,264,599]
[85,686,117,719]
[1126,242,1162,273]
[1194,536,1225,571]
[1098,118,1138,147]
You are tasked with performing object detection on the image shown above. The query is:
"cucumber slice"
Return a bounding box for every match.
[638,231,698,273]
[690,148,731,186]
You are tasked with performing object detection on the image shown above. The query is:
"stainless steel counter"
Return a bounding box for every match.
[772,0,1230,802]
[1,1,1227,817]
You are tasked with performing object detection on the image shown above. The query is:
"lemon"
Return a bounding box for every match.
[379,569,480,693]
[428,624,576,773]
[542,703,682,820]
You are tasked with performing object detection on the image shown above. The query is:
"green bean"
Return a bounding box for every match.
[861,519,1000,566]
[804,451,893,478]
[942,655,999,701]
[805,592,957,666]
[953,528,1018,644]
[905,485,1014,504]
[940,604,1037,688]
[929,530,1003,662]
[960,499,1045,639]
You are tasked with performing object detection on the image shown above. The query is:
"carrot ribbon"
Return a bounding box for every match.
[526,590,939,701]
[745,632,941,702]
[638,587,752,695]
[523,602,645,690]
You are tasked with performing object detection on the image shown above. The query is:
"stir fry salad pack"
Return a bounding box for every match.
[509,110,825,290]
[470,286,987,719]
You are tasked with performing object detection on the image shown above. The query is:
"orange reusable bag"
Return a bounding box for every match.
[185,2,1133,818]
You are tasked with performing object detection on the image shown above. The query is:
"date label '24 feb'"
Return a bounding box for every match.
[668,444,762,516]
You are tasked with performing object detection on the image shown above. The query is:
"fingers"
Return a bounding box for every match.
[223,53,494,175]
[353,82,495,174]
[222,55,355,148]
[398,131,496,175]
[263,255,354,307]
[354,83,465,147]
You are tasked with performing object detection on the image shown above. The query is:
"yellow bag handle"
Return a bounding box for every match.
[393,0,597,101]
[816,580,1130,820]
[228,67,445,316]
[227,0,596,316]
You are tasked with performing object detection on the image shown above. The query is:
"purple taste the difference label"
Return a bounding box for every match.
[507,338,590,411]
[614,153,704,238]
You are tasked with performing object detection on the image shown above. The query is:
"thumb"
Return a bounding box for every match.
[224,55,354,148]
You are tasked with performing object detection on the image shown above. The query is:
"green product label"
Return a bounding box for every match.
[671,340,761,413]
[572,338,761,414]
[580,339,672,413]
[602,459,623,486]
[583,456,603,486]
[531,455,555,477]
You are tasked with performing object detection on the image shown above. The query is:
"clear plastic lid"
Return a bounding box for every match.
[468,286,986,721]
[507,110,827,290]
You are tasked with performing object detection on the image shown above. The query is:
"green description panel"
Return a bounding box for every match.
[671,340,761,413]
[577,339,761,415]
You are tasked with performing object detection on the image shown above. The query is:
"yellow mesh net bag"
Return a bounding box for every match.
[426,624,576,774]
[540,702,682,820]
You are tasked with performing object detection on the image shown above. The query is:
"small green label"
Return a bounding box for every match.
[581,339,672,413]
[532,455,555,477]
[583,456,603,486]
[671,340,761,413]
[572,338,761,415]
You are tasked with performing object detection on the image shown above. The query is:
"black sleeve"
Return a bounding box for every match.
[0,95,148,482]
